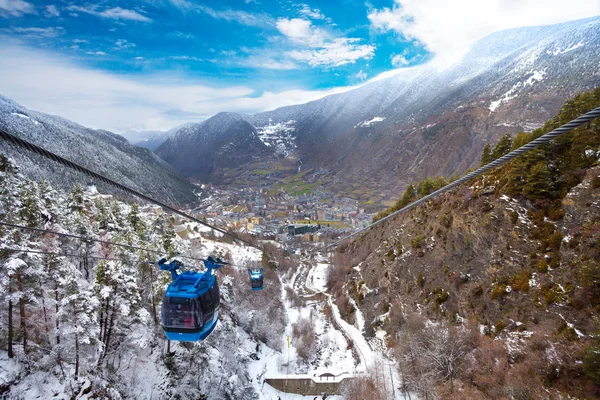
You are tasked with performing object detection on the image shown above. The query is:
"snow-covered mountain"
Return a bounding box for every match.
[156,16,600,200]
[119,129,177,151]
[155,112,270,182]
[0,96,200,205]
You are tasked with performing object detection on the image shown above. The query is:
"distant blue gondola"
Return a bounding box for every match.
[248,268,264,291]
[158,257,228,342]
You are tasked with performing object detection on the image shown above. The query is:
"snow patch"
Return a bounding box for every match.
[547,40,584,55]
[489,70,545,112]
[355,116,385,128]
[11,112,40,125]
[256,120,297,157]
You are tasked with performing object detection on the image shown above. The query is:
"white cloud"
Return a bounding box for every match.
[243,57,298,70]
[73,39,89,44]
[288,39,375,67]
[354,70,367,80]
[0,40,365,131]
[276,18,327,46]
[277,18,375,67]
[169,31,194,40]
[368,0,600,55]
[298,4,325,20]
[44,4,59,17]
[6,26,65,38]
[0,0,34,17]
[169,55,204,62]
[170,0,273,27]
[390,53,409,67]
[67,5,151,22]
[86,51,107,56]
[115,39,136,50]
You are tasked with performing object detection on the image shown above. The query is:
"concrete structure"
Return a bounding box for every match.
[264,373,356,396]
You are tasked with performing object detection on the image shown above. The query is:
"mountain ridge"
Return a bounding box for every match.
[155,16,600,207]
[0,95,200,205]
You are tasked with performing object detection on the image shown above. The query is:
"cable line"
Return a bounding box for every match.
[0,221,206,263]
[322,106,600,251]
[0,128,260,251]
[0,247,121,262]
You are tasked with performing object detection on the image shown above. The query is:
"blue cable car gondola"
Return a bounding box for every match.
[158,256,228,342]
[248,268,264,291]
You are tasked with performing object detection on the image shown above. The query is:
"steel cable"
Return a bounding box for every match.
[0,128,260,250]
[322,106,600,251]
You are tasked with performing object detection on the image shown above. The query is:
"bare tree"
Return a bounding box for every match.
[395,313,471,399]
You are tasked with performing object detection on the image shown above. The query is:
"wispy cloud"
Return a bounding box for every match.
[169,55,205,62]
[0,0,35,17]
[86,51,107,56]
[368,0,600,55]
[390,53,409,67]
[168,31,194,40]
[4,26,65,38]
[114,39,136,50]
[354,69,367,80]
[67,5,151,22]
[277,18,375,67]
[242,56,298,70]
[44,4,59,18]
[276,18,327,47]
[298,4,325,20]
[0,41,365,131]
[170,0,273,27]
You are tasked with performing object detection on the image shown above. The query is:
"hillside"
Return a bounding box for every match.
[155,17,600,207]
[329,88,600,398]
[0,96,200,206]
[119,129,176,151]
[0,155,286,399]
[155,112,270,182]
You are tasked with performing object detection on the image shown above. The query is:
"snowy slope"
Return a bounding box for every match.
[154,17,600,197]
[119,128,177,151]
[0,95,200,205]
[155,112,270,181]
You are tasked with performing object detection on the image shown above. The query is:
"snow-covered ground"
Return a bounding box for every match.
[306,262,329,292]
[355,116,385,128]
[303,261,407,399]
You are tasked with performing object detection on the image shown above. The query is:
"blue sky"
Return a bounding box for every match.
[0,0,598,131]
[0,1,428,92]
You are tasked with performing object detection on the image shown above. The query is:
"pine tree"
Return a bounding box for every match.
[0,258,26,358]
[491,133,513,160]
[523,161,554,199]
[480,143,492,166]
[417,177,436,196]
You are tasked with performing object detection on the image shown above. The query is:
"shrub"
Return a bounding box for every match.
[578,260,600,308]
[509,211,519,225]
[387,248,396,261]
[511,269,531,292]
[540,283,566,305]
[490,283,507,300]
[548,231,563,252]
[537,259,549,273]
[433,288,449,306]
[495,320,506,335]
[583,339,600,385]
[416,272,425,288]
[411,235,425,248]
